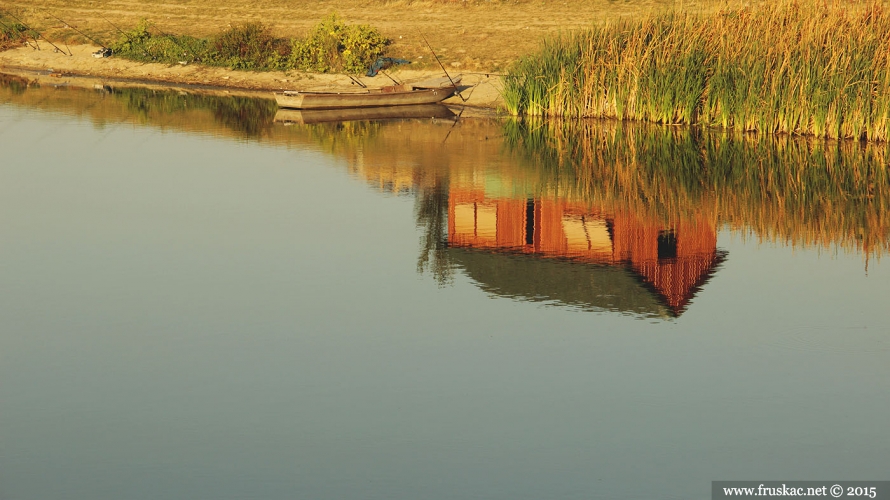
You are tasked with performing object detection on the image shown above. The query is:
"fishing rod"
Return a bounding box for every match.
[460,71,507,77]
[379,69,400,85]
[0,17,36,50]
[6,11,71,55]
[46,12,107,49]
[346,74,367,88]
[441,80,485,144]
[442,106,465,144]
[418,33,467,103]
[102,15,130,42]
[1,10,36,49]
[440,68,496,145]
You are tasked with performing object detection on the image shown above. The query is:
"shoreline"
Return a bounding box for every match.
[0,44,505,115]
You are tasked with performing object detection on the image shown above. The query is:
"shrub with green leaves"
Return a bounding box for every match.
[0,15,28,50]
[109,15,388,74]
[212,23,287,70]
[289,14,388,73]
[111,20,208,64]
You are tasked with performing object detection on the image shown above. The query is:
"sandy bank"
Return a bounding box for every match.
[0,44,505,114]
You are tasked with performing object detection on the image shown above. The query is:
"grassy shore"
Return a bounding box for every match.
[0,0,749,72]
[503,1,890,141]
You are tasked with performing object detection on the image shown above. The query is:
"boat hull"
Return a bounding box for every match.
[275,86,457,110]
[274,104,456,124]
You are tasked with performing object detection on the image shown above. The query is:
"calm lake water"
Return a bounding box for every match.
[1,78,888,500]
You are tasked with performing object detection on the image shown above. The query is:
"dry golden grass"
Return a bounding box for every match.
[3,0,751,71]
[502,0,890,141]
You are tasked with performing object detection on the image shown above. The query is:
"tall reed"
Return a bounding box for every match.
[503,1,890,141]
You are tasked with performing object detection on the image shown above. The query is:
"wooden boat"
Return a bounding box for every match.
[274,104,456,125]
[275,75,461,110]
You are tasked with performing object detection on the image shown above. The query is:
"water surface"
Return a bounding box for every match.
[1,79,888,500]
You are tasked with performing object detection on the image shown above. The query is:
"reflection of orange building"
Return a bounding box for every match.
[448,188,722,316]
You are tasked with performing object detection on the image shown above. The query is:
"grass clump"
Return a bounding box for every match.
[211,22,285,70]
[289,14,388,73]
[110,14,388,73]
[503,1,890,141]
[112,20,209,64]
[0,13,28,50]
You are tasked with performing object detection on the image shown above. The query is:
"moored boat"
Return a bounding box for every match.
[274,104,456,124]
[275,76,461,110]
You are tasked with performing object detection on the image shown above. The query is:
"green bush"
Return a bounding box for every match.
[109,15,389,74]
[212,23,283,70]
[339,23,389,73]
[0,15,28,50]
[111,20,208,64]
[289,14,388,73]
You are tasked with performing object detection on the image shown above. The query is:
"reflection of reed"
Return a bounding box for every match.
[6,78,885,259]
[296,120,461,285]
[303,121,382,155]
[415,177,453,286]
[505,119,890,258]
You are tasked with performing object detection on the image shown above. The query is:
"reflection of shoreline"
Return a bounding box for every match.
[3,79,886,301]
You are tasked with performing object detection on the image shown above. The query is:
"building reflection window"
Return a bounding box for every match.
[657,230,678,260]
